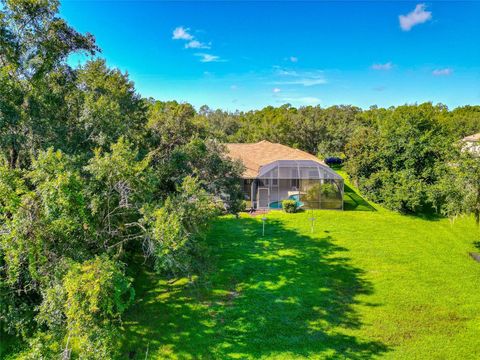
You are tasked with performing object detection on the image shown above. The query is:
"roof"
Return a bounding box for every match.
[463,133,480,142]
[258,160,343,180]
[225,140,326,178]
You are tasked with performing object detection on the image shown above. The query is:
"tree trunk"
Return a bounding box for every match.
[9,145,18,169]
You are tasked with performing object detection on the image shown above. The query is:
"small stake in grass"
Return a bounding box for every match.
[309,217,316,233]
[309,209,315,233]
[262,216,267,236]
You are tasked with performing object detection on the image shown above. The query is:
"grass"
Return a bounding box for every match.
[3,180,480,359]
[120,201,480,358]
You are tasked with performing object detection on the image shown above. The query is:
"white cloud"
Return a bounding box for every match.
[287,78,326,86]
[290,56,298,63]
[298,97,320,105]
[277,77,326,86]
[399,4,432,31]
[277,69,298,76]
[272,88,281,93]
[173,26,220,62]
[185,40,210,49]
[195,53,222,63]
[274,69,326,86]
[371,62,393,70]
[172,26,193,40]
[280,96,320,105]
[432,68,453,76]
[230,85,238,90]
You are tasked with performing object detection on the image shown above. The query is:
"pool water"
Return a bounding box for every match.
[269,194,304,209]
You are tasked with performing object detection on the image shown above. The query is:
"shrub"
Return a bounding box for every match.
[239,200,248,212]
[147,176,219,276]
[282,199,297,213]
[63,256,134,359]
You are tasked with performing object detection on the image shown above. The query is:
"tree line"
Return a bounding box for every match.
[198,103,480,216]
[0,1,243,357]
[1,0,480,358]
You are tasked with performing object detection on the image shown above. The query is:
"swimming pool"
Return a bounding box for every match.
[269,194,304,209]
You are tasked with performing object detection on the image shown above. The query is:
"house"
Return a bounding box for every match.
[461,133,480,156]
[225,140,344,210]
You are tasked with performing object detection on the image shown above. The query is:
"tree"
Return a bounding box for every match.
[154,138,244,212]
[345,103,453,213]
[71,59,147,156]
[436,152,480,224]
[62,256,134,359]
[16,256,134,359]
[145,99,198,157]
[84,137,156,253]
[0,0,97,167]
[0,149,91,337]
[145,176,219,276]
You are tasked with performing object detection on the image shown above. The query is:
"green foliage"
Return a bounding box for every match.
[439,105,480,139]
[0,161,26,221]
[15,331,63,360]
[1,149,90,287]
[73,59,147,153]
[13,256,134,359]
[0,0,97,167]
[239,200,248,213]
[85,137,156,252]
[197,104,362,157]
[0,149,91,338]
[36,283,66,333]
[282,199,298,213]
[157,139,245,213]
[2,1,480,357]
[147,176,219,276]
[435,152,480,224]
[345,103,455,213]
[63,256,134,339]
[146,99,198,156]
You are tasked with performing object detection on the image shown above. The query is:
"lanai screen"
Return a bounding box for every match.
[253,160,344,210]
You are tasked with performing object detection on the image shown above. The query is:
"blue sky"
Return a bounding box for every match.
[61,1,480,111]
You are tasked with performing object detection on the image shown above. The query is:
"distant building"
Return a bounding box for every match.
[225,140,344,210]
[461,133,480,155]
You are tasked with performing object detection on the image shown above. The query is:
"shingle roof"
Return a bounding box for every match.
[225,140,325,178]
[463,133,480,142]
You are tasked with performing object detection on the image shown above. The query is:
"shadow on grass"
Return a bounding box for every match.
[121,216,388,359]
[405,211,444,222]
[343,184,376,212]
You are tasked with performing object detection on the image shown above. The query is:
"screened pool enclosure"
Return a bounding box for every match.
[242,160,344,210]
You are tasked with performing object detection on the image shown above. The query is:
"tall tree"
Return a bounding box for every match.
[0,0,97,167]
[71,59,147,155]
[345,103,453,213]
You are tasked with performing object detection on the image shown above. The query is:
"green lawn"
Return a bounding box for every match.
[121,205,480,358]
[4,188,480,359]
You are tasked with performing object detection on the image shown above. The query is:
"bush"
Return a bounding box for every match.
[63,256,134,359]
[282,199,297,213]
[239,200,248,212]
[147,176,219,276]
